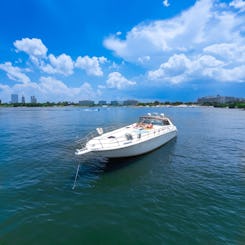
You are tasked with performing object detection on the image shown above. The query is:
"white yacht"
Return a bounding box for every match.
[75,113,177,158]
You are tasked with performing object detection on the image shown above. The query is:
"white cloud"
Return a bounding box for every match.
[148,54,191,83]
[148,53,234,83]
[0,82,40,103]
[104,0,245,84]
[13,38,75,76]
[104,0,214,62]
[0,62,31,84]
[138,56,151,64]
[39,76,70,95]
[0,76,98,103]
[38,76,97,100]
[149,54,190,79]
[163,0,170,7]
[204,42,245,63]
[106,72,136,89]
[75,55,107,76]
[211,65,245,82]
[104,0,244,62]
[0,84,12,100]
[41,54,74,76]
[14,38,47,58]
[230,0,245,12]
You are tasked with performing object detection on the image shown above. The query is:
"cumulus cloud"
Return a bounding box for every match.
[13,38,75,76]
[0,76,98,102]
[163,0,170,7]
[104,0,244,61]
[14,38,48,58]
[41,54,74,76]
[104,0,245,83]
[104,0,214,62]
[38,77,97,100]
[229,0,245,12]
[39,76,71,95]
[138,56,151,64]
[1,0,244,103]
[75,55,107,76]
[0,62,31,84]
[204,43,245,62]
[106,72,136,89]
[148,53,245,83]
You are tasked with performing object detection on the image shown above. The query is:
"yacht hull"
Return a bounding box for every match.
[90,130,177,158]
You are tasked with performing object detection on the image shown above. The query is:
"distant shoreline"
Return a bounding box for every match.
[0,102,244,109]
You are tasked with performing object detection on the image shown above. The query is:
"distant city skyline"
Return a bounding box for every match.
[5,93,244,105]
[0,0,245,103]
[9,94,37,104]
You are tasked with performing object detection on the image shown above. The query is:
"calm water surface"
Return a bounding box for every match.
[0,106,245,244]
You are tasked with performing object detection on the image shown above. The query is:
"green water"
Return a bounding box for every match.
[0,107,245,244]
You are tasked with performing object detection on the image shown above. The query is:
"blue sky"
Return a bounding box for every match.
[0,0,244,103]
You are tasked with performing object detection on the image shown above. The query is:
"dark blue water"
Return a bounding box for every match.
[0,106,245,244]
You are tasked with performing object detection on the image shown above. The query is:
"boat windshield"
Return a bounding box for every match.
[138,117,170,126]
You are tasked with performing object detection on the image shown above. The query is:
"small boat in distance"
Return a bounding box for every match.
[75,113,177,158]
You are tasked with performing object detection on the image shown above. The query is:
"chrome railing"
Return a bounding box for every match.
[76,124,125,148]
[76,125,173,150]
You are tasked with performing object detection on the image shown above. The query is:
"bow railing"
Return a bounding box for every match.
[76,125,172,150]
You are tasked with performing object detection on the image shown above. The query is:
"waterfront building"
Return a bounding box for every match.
[110,100,125,106]
[79,100,95,106]
[31,96,37,104]
[123,100,138,106]
[110,100,119,106]
[98,100,107,106]
[11,94,18,103]
[21,95,25,104]
[197,95,244,104]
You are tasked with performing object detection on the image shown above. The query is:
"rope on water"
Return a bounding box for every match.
[72,163,80,190]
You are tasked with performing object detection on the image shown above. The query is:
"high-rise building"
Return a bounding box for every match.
[11,94,18,103]
[21,95,25,104]
[31,96,37,103]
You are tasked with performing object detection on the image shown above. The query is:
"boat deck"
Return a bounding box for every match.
[87,123,173,151]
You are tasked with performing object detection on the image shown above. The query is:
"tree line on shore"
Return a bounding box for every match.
[0,100,244,108]
[0,101,193,107]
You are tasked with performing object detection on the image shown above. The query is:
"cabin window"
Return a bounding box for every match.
[151,119,163,126]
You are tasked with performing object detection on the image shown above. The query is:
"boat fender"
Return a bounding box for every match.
[137,132,141,139]
[96,127,103,135]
